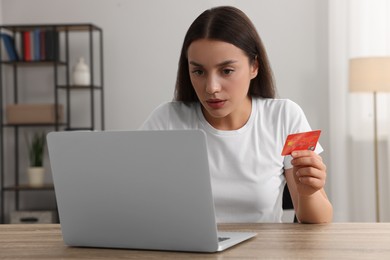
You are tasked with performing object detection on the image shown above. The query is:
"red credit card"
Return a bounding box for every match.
[281,130,321,156]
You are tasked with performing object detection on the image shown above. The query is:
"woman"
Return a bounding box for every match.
[141,6,332,223]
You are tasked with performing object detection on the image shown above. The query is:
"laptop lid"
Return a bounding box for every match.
[47,130,226,252]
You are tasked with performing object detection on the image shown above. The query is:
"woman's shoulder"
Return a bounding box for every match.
[141,101,199,130]
[152,101,198,116]
[254,97,303,114]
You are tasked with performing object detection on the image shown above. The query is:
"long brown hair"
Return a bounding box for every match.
[174,6,275,103]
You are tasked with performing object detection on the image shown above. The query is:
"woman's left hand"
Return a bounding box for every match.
[290,150,327,197]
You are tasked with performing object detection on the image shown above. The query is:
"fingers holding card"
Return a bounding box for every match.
[281,130,321,156]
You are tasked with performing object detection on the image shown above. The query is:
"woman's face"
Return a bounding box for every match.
[187,39,258,130]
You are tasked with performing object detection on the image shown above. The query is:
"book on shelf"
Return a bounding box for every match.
[0,33,19,61]
[40,29,46,60]
[45,30,59,61]
[22,31,32,61]
[33,29,40,61]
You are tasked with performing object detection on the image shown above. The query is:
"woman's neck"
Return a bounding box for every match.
[202,97,252,131]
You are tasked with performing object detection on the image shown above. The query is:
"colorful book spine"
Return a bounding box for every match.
[45,30,59,61]
[0,33,19,61]
[20,31,25,61]
[33,29,40,61]
[23,31,32,61]
[40,30,46,60]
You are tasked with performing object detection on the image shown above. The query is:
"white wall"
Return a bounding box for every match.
[0,1,3,23]
[1,0,330,212]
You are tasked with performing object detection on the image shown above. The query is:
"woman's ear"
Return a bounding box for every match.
[250,56,259,79]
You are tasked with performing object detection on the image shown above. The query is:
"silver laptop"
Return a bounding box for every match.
[47,130,256,252]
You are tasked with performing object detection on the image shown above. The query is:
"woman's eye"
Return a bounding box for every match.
[192,70,204,76]
[222,69,234,75]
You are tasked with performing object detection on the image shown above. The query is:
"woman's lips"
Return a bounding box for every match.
[206,99,226,109]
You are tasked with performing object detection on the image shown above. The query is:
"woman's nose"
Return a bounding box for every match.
[205,74,221,94]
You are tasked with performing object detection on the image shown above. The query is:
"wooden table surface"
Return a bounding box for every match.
[1,223,390,259]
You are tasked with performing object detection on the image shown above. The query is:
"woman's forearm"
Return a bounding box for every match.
[297,190,333,224]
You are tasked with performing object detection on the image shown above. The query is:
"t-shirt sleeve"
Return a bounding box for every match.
[282,100,323,169]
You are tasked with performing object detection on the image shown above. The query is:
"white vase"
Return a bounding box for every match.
[27,167,45,187]
[72,57,91,86]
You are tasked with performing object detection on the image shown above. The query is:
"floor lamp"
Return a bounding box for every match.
[349,57,390,222]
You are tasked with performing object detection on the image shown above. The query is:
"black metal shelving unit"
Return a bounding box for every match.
[0,23,104,223]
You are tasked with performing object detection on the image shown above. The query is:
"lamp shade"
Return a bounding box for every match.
[349,57,390,92]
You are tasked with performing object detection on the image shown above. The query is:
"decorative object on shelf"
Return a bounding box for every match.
[72,57,91,86]
[26,132,46,187]
[6,104,64,124]
[10,210,57,224]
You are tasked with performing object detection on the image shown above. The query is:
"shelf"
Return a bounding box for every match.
[63,127,94,131]
[2,123,67,127]
[0,22,104,224]
[1,23,102,32]
[1,126,95,131]
[57,85,102,90]
[0,61,67,66]
[3,184,55,191]
[3,126,97,131]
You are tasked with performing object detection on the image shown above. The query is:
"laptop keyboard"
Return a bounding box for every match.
[218,237,230,242]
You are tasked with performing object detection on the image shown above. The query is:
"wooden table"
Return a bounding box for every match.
[1,223,390,259]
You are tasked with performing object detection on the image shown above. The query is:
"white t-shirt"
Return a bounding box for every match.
[141,97,322,223]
